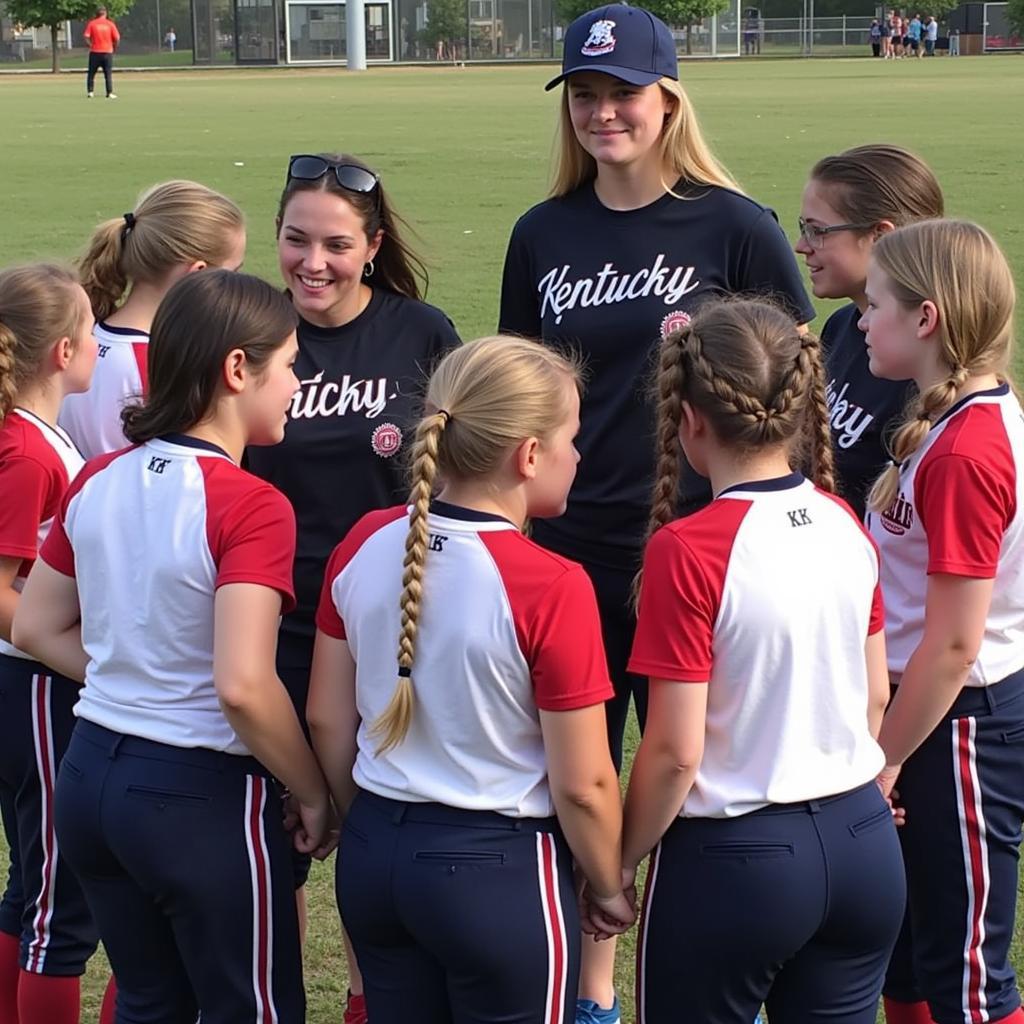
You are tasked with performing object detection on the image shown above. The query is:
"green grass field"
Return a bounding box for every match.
[1,55,1024,1022]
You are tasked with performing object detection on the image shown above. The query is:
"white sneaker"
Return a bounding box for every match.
[107,93,118,99]
[87,92,94,98]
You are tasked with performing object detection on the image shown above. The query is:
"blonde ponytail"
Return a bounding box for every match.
[78,180,245,321]
[371,412,448,753]
[0,320,18,421]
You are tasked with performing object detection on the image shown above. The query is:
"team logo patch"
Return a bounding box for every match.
[880,492,914,535]
[660,310,692,339]
[371,422,403,458]
[582,19,616,55]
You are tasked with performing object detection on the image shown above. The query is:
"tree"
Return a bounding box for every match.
[1010,0,1024,35]
[421,0,467,58]
[555,0,729,55]
[648,0,730,54]
[5,0,134,71]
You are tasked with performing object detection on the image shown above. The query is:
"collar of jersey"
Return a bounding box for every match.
[717,471,804,498]
[12,407,78,452]
[97,320,150,338]
[932,382,1009,431]
[153,433,233,460]
[428,499,519,529]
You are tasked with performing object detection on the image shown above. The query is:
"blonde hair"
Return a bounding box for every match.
[648,299,834,543]
[79,180,245,321]
[867,220,1016,513]
[551,77,742,199]
[371,335,581,752]
[0,264,84,421]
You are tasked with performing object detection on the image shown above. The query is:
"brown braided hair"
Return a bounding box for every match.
[0,264,85,422]
[867,220,1015,513]
[370,335,581,752]
[646,298,836,547]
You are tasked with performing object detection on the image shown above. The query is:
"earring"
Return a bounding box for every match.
[363,260,375,279]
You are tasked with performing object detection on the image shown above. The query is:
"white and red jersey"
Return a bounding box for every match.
[40,434,296,753]
[0,409,84,660]
[869,384,1024,686]
[315,501,614,818]
[58,322,148,459]
[629,473,885,818]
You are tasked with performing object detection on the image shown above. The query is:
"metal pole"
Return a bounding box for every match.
[842,13,846,47]
[711,11,717,54]
[346,0,366,68]
[809,0,813,54]
[156,0,162,53]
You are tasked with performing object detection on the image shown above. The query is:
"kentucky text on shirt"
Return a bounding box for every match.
[538,255,701,324]
[289,371,392,420]
[826,378,875,450]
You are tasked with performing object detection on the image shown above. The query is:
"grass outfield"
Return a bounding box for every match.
[1,56,1023,1021]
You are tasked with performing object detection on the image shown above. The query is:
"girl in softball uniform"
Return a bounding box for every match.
[625,299,905,1024]
[246,153,460,1017]
[498,7,814,1016]
[60,180,246,458]
[862,221,1024,1024]
[0,264,100,1024]
[795,144,944,520]
[13,270,330,1024]
[307,336,632,1024]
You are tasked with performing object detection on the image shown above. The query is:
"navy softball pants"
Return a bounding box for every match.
[337,789,580,1024]
[0,654,97,976]
[884,669,1024,1024]
[54,720,305,1024]
[638,782,906,1024]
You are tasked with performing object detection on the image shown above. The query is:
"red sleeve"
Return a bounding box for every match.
[526,565,613,712]
[315,542,348,639]
[0,458,52,561]
[314,506,408,640]
[629,527,718,682]
[83,19,93,40]
[132,342,148,395]
[916,452,1014,578]
[206,476,297,612]
[870,576,885,635]
[111,21,120,43]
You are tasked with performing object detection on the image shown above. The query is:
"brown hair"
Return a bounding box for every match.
[647,299,835,541]
[867,220,1016,512]
[371,335,581,752]
[552,77,742,199]
[121,270,297,444]
[810,144,944,233]
[80,180,245,322]
[0,264,85,421]
[276,153,426,302]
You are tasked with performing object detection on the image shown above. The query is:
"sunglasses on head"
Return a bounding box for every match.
[286,155,380,197]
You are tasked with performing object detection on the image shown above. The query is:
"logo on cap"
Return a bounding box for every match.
[581,19,616,55]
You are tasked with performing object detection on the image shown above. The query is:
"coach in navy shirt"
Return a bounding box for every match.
[499,12,813,1019]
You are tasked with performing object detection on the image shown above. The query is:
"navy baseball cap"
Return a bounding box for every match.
[545,4,679,91]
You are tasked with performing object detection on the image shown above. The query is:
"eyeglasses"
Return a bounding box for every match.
[287,155,380,198]
[798,217,875,249]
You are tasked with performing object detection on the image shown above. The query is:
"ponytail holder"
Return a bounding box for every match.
[397,666,412,678]
[121,212,136,241]
[438,409,451,424]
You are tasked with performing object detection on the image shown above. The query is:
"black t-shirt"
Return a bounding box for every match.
[247,288,460,668]
[821,303,916,521]
[498,181,816,572]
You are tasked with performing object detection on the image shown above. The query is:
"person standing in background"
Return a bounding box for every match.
[164,27,176,51]
[924,15,938,53]
[83,6,119,99]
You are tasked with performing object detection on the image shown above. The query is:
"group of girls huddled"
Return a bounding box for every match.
[0,5,1022,1024]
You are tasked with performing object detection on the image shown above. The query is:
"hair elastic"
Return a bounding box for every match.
[397,666,412,678]
[438,409,452,424]
[122,212,136,241]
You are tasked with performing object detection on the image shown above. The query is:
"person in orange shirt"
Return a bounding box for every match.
[83,6,119,100]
